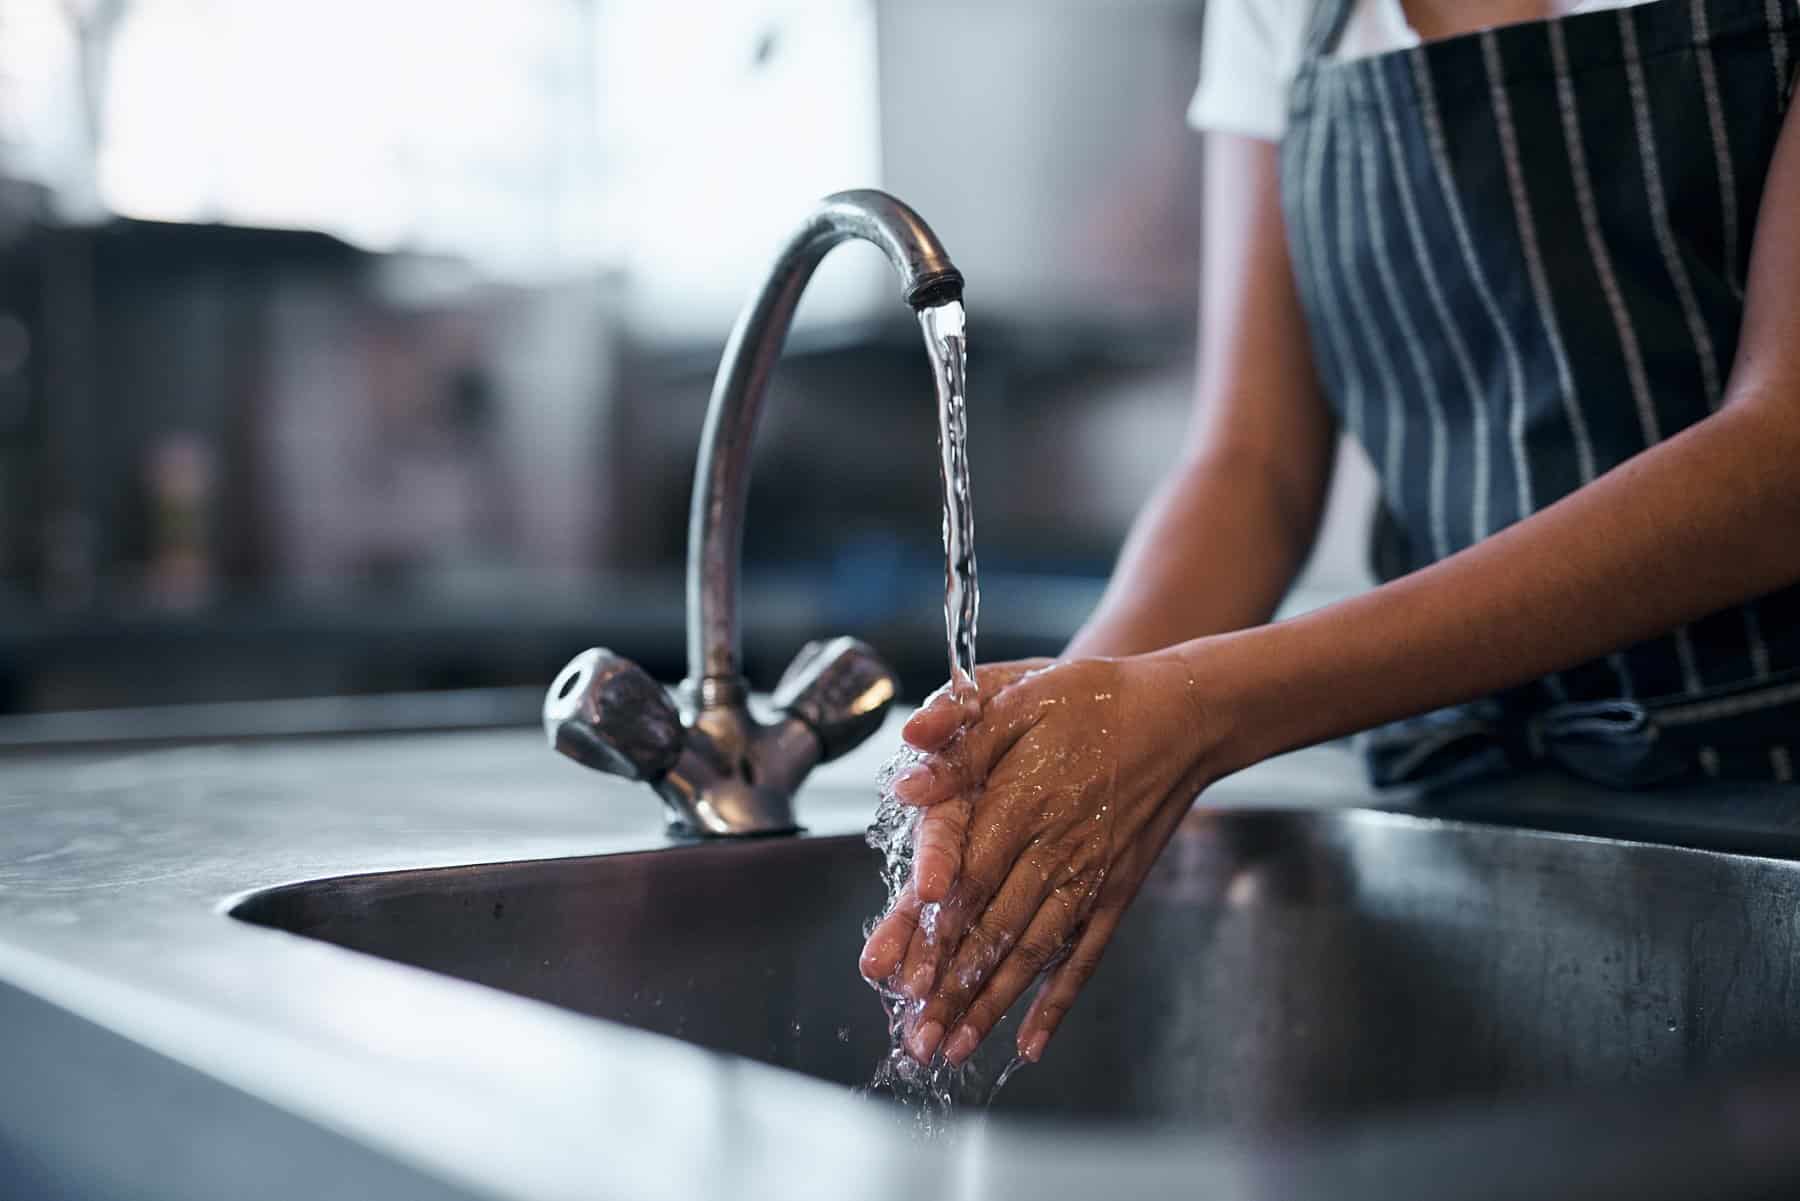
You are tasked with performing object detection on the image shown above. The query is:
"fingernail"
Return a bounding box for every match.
[910,1020,944,1063]
[859,930,898,976]
[944,1025,979,1065]
[1022,1031,1049,1063]
[892,765,931,802]
[914,692,949,719]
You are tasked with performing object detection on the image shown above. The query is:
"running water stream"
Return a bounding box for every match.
[857,300,1026,1134]
[924,300,979,708]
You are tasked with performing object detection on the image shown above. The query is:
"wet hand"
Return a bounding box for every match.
[879,659,1050,905]
[859,650,1224,1067]
[856,659,1047,1004]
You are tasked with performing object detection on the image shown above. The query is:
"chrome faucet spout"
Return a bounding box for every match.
[544,190,963,837]
[688,189,963,687]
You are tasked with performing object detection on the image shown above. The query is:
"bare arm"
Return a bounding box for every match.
[1065,133,1336,657]
[1203,98,1800,774]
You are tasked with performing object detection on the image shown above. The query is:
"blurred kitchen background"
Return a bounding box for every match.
[0,0,1374,730]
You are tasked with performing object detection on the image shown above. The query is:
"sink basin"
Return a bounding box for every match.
[231,809,1800,1129]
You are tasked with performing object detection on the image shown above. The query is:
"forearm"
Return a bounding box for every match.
[1190,395,1800,778]
[1070,132,1334,661]
[1065,446,1322,658]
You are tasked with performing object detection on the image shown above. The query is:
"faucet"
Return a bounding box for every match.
[542,190,965,837]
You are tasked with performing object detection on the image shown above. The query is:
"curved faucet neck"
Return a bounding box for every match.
[683,189,964,693]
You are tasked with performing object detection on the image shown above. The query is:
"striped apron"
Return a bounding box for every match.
[1280,0,1800,791]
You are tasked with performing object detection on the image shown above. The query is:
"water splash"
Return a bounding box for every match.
[858,751,948,1134]
[986,1053,1029,1104]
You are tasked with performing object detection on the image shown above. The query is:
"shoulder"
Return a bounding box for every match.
[1189,0,1324,142]
[1211,0,1318,58]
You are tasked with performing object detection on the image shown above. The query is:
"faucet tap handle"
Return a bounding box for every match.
[544,648,686,782]
[771,636,899,763]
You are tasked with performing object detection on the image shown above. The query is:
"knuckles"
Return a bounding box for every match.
[1010,935,1060,974]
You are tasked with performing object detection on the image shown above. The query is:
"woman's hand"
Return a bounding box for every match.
[858,648,1231,1067]
[878,659,1051,906]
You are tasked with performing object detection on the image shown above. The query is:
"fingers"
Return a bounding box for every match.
[1015,902,1125,1063]
[937,881,1090,1066]
[911,794,970,904]
[904,854,1075,1062]
[894,837,1010,1021]
[888,757,954,807]
[898,824,1008,1002]
[900,724,1064,977]
[900,690,978,752]
[901,659,1050,752]
[901,816,1020,999]
[893,898,944,1003]
[896,664,1057,817]
[858,881,922,983]
[1011,796,1192,1062]
[901,692,1046,910]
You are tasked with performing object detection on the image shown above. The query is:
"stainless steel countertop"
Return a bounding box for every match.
[4,722,1800,1201]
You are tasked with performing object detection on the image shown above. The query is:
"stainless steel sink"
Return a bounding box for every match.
[230,808,1800,1130]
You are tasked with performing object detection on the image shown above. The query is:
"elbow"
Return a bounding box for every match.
[1176,438,1334,560]
[1718,383,1800,521]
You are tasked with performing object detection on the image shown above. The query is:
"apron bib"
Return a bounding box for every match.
[1279,0,1800,789]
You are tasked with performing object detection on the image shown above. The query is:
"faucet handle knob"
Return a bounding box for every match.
[772,636,899,763]
[544,648,685,782]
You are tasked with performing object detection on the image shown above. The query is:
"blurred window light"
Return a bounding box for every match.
[0,0,92,210]
[591,2,885,337]
[0,0,884,334]
[96,0,603,272]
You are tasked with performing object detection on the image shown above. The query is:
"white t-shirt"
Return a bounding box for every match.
[1188,0,1661,141]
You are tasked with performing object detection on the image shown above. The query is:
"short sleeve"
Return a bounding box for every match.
[1187,0,1307,142]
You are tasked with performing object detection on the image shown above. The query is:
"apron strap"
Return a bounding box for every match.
[1300,0,1359,61]
[1365,669,1800,792]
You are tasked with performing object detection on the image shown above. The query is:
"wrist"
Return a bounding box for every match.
[1148,625,1300,785]
[1125,639,1250,796]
